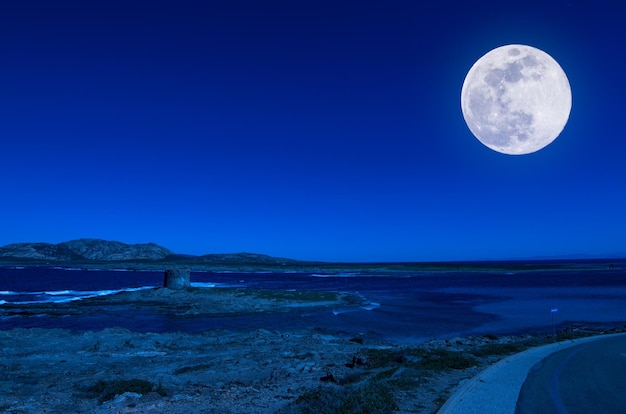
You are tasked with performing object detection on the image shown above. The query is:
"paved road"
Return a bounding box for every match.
[516,334,626,414]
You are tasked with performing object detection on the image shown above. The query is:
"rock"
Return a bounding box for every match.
[164,269,190,289]
[320,372,335,382]
[111,391,142,403]
[296,362,315,372]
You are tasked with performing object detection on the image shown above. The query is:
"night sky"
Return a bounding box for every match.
[1,1,625,262]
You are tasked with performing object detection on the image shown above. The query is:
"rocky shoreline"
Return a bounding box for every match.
[1,288,623,413]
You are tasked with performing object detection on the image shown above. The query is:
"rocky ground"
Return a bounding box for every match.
[1,288,622,413]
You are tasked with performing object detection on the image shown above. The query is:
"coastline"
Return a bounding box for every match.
[2,287,623,413]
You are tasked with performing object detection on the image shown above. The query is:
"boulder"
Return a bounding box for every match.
[164,268,190,289]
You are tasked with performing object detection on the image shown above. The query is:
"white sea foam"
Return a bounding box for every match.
[190,282,217,288]
[5,286,156,305]
[0,291,40,296]
[312,273,360,278]
[0,291,16,295]
[45,290,73,296]
[332,308,358,315]
[124,286,154,292]
[333,302,380,315]
[360,302,381,311]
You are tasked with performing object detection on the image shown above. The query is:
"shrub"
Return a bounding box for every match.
[415,350,478,371]
[288,383,397,414]
[174,363,212,375]
[88,378,166,403]
[471,338,547,357]
[470,342,527,357]
[364,348,406,369]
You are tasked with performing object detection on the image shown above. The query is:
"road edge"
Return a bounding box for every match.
[437,332,626,414]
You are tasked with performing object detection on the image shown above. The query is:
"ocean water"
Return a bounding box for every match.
[2,263,626,342]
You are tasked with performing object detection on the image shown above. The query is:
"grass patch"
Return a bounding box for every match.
[87,379,166,403]
[372,367,400,382]
[387,369,423,390]
[434,394,449,408]
[367,348,478,371]
[414,349,478,371]
[470,342,531,357]
[556,330,596,341]
[365,347,478,372]
[471,337,547,357]
[284,383,397,414]
[338,371,370,385]
[364,348,409,369]
[174,363,213,375]
[237,289,340,302]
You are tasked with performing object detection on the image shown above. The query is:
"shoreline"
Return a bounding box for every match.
[1,257,622,274]
[0,287,368,333]
[2,286,624,413]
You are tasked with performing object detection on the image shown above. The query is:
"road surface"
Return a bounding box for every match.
[516,334,626,413]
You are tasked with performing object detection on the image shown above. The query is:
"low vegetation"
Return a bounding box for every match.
[173,363,213,375]
[232,288,341,303]
[414,349,478,371]
[87,379,166,403]
[281,341,484,413]
[281,328,609,413]
[284,383,398,414]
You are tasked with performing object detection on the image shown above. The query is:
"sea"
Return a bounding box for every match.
[2,261,626,343]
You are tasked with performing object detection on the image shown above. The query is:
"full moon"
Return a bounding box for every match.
[461,44,572,155]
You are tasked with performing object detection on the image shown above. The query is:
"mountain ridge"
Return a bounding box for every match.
[0,239,302,266]
[1,239,623,271]
[0,239,173,262]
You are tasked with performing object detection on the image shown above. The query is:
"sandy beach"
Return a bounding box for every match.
[1,287,621,413]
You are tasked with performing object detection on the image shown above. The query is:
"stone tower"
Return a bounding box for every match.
[163,268,190,289]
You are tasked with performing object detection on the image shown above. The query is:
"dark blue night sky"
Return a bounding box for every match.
[1,1,625,261]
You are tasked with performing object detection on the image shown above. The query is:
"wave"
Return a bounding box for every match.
[190,282,217,288]
[311,273,361,278]
[332,301,381,315]
[0,283,234,305]
[44,290,74,296]
[0,286,156,305]
[360,302,381,311]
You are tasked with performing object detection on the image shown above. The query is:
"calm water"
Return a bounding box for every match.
[2,263,626,343]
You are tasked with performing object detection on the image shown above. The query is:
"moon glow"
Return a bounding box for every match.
[461,44,572,155]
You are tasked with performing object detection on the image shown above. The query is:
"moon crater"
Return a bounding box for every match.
[461,44,571,155]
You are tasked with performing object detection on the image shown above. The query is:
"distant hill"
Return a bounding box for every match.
[2,239,623,272]
[0,239,174,262]
[0,239,303,268]
[194,252,301,266]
